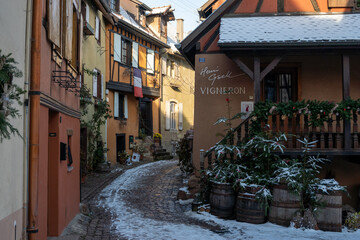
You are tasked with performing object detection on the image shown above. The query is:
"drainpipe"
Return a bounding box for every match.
[27,0,41,238]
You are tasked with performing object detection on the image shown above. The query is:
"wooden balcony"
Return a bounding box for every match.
[233,112,360,156]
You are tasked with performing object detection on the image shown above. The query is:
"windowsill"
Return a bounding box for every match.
[115,117,127,121]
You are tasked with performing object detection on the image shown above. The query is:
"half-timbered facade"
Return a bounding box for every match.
[178,0,360,209]
[105,0,169,164]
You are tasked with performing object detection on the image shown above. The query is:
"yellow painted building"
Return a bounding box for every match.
[160,20,195,155]
[80,0,113,167]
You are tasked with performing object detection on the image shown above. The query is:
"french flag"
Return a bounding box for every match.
[134,68,143,98]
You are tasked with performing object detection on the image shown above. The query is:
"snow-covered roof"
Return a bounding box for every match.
[167,22,179,53]
[145,6,173,16]
[111,7,160,43]
[218,14,360,47]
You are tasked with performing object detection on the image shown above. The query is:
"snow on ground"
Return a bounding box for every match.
[97,160,360,240]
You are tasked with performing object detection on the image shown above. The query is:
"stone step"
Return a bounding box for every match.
[153,151,170,157]
[154,155,174,161]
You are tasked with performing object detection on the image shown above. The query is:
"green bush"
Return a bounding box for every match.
[345,212,360,230]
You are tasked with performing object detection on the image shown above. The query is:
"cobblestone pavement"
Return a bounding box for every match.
[83,160,224,240]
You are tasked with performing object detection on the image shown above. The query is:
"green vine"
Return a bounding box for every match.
[249,99,360,136]
[80,80,112,174]
[0,50,26,142]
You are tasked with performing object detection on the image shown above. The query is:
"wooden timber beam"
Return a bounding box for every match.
[343,54,351,150]
[232,56,283,102]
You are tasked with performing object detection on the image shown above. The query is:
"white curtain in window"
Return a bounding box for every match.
[92,69,97,97]
[132,42,139,68]
[178,103,183,130]
[114,92,119,118]
[146,49,155,74]
[124,95,128,119]
[114,33,121,62]
[165,101,170,130]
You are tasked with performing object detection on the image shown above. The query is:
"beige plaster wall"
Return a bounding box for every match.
[192,53,253,174]
[82,2,107,154]
[161,53,195,154]
[0,0,30,239]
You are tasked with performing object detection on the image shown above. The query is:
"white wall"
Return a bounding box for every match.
[0,0,31,239]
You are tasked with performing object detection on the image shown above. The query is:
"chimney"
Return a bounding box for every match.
[176,19,184,42]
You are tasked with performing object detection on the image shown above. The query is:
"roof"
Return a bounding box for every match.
[111,7,169,48]
[218,13,360,47]
[145,6,174,16]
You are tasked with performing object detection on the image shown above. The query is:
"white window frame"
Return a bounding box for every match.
[146,49,155,74]
[132,42,139,68]
[170,102,176,130]
[114,33,121,62]
[95,15,100,40]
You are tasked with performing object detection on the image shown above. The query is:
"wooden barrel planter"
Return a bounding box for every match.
[236,186,266,224]
[269,184,301,227]
[315,191,342,232]
[209,182,236,219]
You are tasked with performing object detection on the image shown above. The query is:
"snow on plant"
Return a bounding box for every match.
[273,138,346,213]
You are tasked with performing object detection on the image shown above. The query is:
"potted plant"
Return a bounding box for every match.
[272,138,347,230]
[153,132,162,144]
[117,151,129,164]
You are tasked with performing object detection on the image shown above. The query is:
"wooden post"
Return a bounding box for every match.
[353,111,358,149]
[328,116,333,149]
[254,57,261,103]
[200,149,205,171]
[343,55,351,150]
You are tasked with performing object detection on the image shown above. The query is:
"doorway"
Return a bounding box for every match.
[116,134,126,163]
[139,98,153,136]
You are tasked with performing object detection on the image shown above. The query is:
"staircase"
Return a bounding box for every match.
[153,144,173,161]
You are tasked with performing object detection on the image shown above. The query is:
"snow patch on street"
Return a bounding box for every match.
[97,160,360,240]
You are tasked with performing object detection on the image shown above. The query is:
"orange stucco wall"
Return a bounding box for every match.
[35,1,81,238]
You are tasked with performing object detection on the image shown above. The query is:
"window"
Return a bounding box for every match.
[165,101,183,131]
[132,42,139,68]
[263,69,297,103]
[121,38,132,65]
[114,92,128,119]
[110,0,119,12]
[81,1,89,23]
[170,102,176,130]
[146,49,155,74]
[170,61,175,77]
[161,57,166,75]
[160,17,166,36]
[114,33,121,62]
[92,69,102,99]
[95,15,100,42]
[48,0,81,68]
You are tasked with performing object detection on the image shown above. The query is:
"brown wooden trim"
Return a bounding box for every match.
[233,58,254,80]
[254,57,261,103]
[343,54,351,150]
[40,92,81,119]
[255,0,264,13]
[260,56,283,80]
[310,0,320,12]
[203,27,220,52]
[277,0,284,12]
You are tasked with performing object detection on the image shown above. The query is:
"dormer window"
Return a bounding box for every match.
[160,18,166,36]
[110,0,119,12]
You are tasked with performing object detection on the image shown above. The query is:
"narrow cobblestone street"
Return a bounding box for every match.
[83,160,224,240]
[51,160,360,240]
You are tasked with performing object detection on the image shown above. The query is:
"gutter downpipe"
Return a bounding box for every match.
[27,0,41,238]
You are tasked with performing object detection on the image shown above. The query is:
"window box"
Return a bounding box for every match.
[328,0,354,7]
